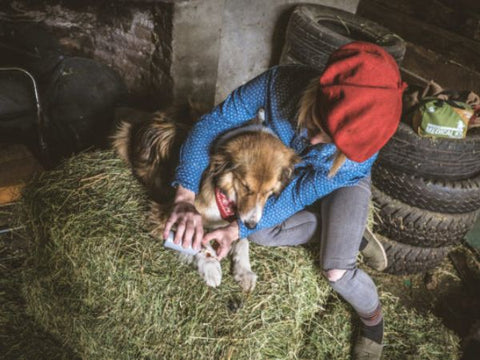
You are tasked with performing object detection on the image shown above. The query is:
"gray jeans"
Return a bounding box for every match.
[248,176,379,317]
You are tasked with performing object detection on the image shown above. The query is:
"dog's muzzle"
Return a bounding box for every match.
[241,205,263,229]
[244,220,258,229]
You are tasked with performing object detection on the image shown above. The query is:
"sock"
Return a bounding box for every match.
[359,304,383,344]
[359,236,368,251]
[361,318,384,344]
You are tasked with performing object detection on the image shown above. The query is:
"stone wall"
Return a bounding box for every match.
[0,0,360,108]
[1,0,173,109]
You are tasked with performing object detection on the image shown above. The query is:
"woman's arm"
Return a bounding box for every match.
[237,155,376,238]
[165,68,274,249]
[173,69,272,193]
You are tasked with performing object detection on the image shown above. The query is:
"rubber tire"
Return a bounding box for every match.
[372,164,480,214]
[372,186,479,248]
[378,122,480,181]
[374,232,452,275]
[280,4,406,70]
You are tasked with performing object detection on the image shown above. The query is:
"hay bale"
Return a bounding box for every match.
[16,150,330,360]
[14,149,461,359]
[0,227,77,360]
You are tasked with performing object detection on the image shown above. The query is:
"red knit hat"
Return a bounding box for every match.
[318,41,407,162]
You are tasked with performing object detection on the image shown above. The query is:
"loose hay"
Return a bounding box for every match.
[0,225,77,360]
[12,149,461,359]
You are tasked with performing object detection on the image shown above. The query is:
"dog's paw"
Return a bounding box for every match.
[199,258,222,288]
[234,268,257,292]
[177,253,194,264]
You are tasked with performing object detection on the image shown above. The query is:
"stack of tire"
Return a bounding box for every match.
[279,4,406,69]
[371,124,480,274]
[279,4,480,274]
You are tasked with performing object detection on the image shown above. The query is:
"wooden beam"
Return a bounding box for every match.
[402,42,480,93]
[357,0,480,73]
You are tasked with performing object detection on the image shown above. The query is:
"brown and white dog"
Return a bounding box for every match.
[112,105,299,290]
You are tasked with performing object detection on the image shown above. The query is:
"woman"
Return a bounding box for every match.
[163,41,406,359]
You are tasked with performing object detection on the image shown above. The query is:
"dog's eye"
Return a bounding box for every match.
[234,173,253,194]
[242,182,252,193]
[238,181,253,194]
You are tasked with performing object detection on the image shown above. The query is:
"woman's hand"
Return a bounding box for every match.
[202,221,240,260]
[163,185,204,251]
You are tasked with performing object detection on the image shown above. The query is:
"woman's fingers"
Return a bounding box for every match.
[164,202,203,248]
[202,226,237,260]
[182,218,197,249]
[174,219,186,245]
[216,242,230,260]
[192,221,204,251]
[163,213,178,240]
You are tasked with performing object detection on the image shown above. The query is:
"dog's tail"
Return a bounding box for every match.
[111,107,152,165]
[111,102,208,200]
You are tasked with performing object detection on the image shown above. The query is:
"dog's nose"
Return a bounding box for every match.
[245,220,257,229]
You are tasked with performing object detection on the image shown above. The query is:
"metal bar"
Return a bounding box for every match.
[0,67,48,154]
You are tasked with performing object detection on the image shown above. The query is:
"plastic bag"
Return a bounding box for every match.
[412,98,474,139]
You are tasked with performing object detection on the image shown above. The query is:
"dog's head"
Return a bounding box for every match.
[210,131,300,229]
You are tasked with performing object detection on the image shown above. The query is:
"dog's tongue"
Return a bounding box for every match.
[214,188,237,222]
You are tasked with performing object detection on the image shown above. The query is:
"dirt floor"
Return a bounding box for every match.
[372,245,480,360]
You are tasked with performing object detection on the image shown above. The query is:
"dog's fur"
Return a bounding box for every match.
[112,104,299,290]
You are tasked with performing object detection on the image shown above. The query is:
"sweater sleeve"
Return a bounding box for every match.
[238,155,376,238]
[173,69,272,193]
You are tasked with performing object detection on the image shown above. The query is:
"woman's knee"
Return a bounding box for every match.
[324,268,347,282]
[248,210,318,247]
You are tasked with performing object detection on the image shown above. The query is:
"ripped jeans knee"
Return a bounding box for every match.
[322,267,380,316]
[323,268,347,282]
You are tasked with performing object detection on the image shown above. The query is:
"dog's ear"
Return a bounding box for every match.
[209,152,236,178]
[276,153,301,194]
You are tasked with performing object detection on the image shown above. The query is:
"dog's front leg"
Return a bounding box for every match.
[195,245,222,288]
[232,238,257,292]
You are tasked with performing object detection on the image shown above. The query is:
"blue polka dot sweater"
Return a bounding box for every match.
[174,65,376,238]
